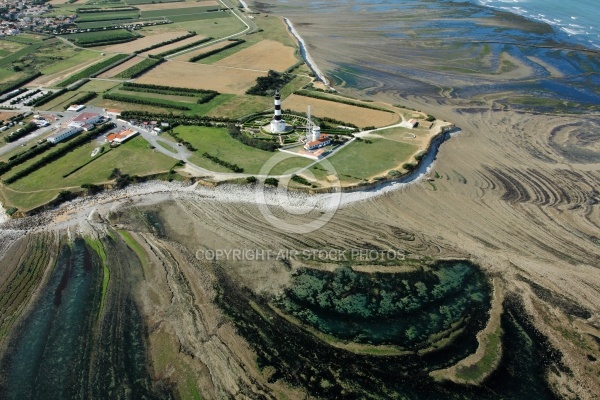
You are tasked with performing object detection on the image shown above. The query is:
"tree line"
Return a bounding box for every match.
[115,58,164,79]
[202,152,243,173]
[0,72,42,96]
[189,39,245,62]
[122,82,218,98]
[103,93,191,110]
[0,141,52,175]
[150,36,214,59]
[134,31,196,54]
[64,92,97,109]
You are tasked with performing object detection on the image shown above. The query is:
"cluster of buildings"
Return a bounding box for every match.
[0,1,73,35]
[46,112,104,144]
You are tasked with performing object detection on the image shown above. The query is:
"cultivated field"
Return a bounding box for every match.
[282,94,401,128]
[101,31,190,53]
[96,56,147,78]
[135,61,265,94]
[136,0,218,11]
[214,40,298,72]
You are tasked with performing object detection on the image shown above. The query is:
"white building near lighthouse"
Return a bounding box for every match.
[270,90,286,133]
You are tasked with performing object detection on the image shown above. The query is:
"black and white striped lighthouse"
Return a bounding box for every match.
[270,90,286,133]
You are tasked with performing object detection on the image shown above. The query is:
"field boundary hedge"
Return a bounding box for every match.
[103,93,191,110]
[189,39,244,62]
[114,57,164,79]
[0,72,42,96]
[134,31,195,54]
[153,36,213,58]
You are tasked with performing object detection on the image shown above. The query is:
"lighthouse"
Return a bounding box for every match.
[270,90,286,133]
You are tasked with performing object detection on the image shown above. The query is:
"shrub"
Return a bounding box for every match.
[291,174,310,186]
[264,177,279,187]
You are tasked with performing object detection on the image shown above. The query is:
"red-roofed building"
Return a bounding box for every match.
[304,134,331,150]
[106,129,138,144]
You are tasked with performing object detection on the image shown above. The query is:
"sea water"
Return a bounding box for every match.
[464,0,600,49]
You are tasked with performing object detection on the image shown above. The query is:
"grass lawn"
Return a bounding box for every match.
[174,125,312,175]
[314,138,417,182]
[2,136,175,209]
[206,94,272,119]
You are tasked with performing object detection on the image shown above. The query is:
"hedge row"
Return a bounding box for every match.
[64,92,97,109]
[189,39,245,62]
[79,37,137,48]
[134,31,195,54]
[4,123,38,143]
[0,72,42,96]
[151,36,213,59]
[4,123,115,184]
[294,89,395,113]
[76,6,138,13]
[120,110,235,124]
[0,142,53,175]
[103,93,190,110]
[58,54,130,87]
[202,152,243,173]
[114,57,163,79]
[122,82,217,95]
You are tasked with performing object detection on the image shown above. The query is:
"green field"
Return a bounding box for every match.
[61,29,138,46]
[1,136,175,210]
[75,11,140,22]
[41,49,102,75]
[140,6,217,18]
[139,8,242,38]
[174,126,312,175]
[313,138,417,183]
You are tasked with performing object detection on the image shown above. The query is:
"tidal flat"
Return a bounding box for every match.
[0,0,598,398]
[254,0,600,114]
